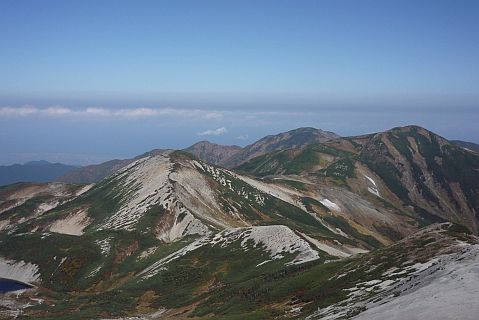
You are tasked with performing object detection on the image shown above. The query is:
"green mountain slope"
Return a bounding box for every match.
[358,126,479,233]
[238,125,479,234]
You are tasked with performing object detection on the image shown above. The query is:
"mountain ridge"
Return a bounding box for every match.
[184,127,340,168]
[452,139,479,153]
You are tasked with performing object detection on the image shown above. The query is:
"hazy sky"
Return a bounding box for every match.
[1,0,478,165]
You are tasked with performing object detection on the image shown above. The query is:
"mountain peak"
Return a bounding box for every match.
[189,140,241,149]
[183,141,242,166]
[287,126,337,135]
[220,127,340,168]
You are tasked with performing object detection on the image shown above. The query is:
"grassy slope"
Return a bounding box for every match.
[13,224,473,319]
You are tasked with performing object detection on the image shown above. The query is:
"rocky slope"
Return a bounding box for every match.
[307,223,479,320]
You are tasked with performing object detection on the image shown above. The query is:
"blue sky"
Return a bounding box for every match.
[1,0,478,164]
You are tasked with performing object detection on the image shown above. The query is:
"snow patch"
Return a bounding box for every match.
[95,237,113,255]
[0,258,40,284]
[299,232,351,258]
[87,264,103,278]
[75,184,94,196]
[198,163,267,207]
[0,220,10,231]
[49,209,91,236]
[320,199,341,212]
[364,175,380,197]
[34,201,59,215]
[138,247,158,260]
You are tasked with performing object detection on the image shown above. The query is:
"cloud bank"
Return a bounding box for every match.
[0,106,225,120]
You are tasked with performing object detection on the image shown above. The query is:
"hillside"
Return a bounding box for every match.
[0,125,478,319]
[239,125,479,234]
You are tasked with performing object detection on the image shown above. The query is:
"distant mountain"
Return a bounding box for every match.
[0,161,79,186]
[56,159,130,184]
[451,140,479,153]
[57,149,166,183]
[60,128,339,183]
[185,127,340,168]
[224,127,340,168]
[183,141,242,165]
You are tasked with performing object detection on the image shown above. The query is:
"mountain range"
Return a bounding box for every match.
[0,161,79,186]
[3,128,477,186]
[0,125,478,319]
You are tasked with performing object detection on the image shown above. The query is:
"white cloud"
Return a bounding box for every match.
[0,106,310,124]
[203,112,223,120]
[85,107,110,116]
[0,106,221,119]
[44,106,72,116]
[197,127,227,136]
[114,107,159,117]
[0,106,38,116]
[236,134,249,140]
